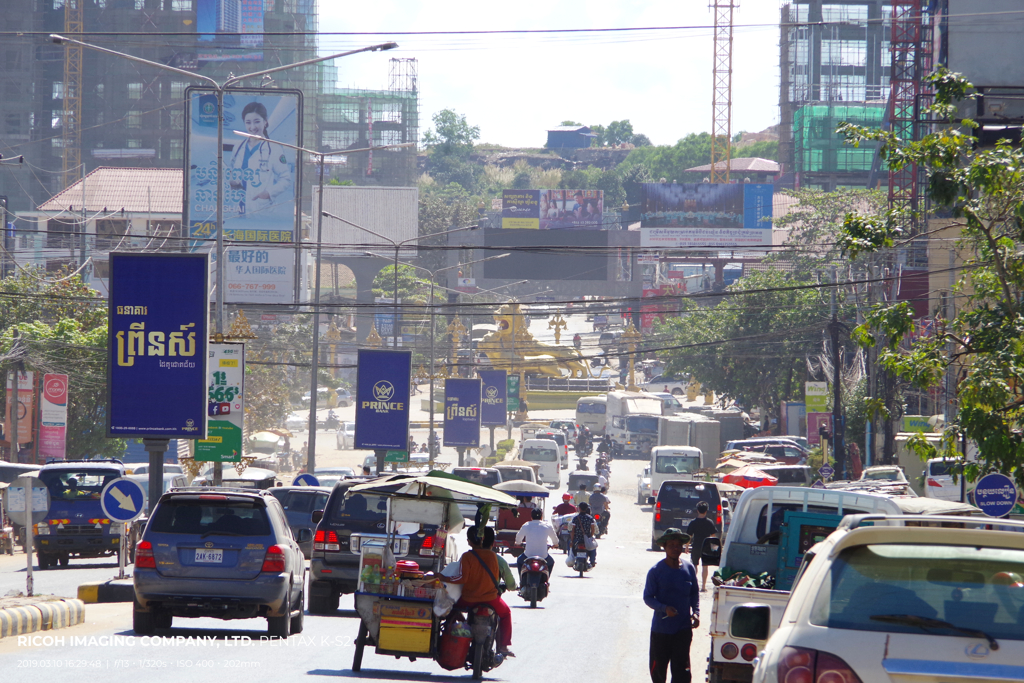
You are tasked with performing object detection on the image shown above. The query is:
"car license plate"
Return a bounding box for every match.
[576,552,588,560]
[195,549,223,563]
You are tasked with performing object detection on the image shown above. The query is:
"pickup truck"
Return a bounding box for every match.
[705,486,904,683]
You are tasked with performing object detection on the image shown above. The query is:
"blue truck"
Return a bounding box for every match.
[34,459,126,569]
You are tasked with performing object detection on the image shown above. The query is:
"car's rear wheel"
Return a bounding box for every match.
[58,554,69,567]
[290,589,304,634]
[133,603,155,636]
[671,388,684,396]
[37,553,51,570]
[154,609,172,630]
[267,612,290,638]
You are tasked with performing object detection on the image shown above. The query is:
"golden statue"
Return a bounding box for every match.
[479,301,588,379]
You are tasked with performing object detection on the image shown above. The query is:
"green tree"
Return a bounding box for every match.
[837,68,1024,483]
[770,189,886,272]
[422,109,480,158]
[623,132,720,182]
[372,264,429,303]
[559,120,583,126]
[737,139,779,161]
[604,120,635,146]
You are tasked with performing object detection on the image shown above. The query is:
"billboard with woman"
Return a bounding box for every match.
[184,88,301,245]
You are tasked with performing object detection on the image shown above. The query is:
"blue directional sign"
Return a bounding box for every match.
[818,464,835,480]
[811,479,826,490]
[974,473,1018,518]
[293,473,320,487]
[100,478,147,523]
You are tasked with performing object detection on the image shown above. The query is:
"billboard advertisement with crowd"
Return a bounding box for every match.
[184,88,302,246]
[501,189,604,230]
[639,182,773,248]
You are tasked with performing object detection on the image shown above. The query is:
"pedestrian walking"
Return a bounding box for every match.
[643,528,699,683]
[685,501,717,592]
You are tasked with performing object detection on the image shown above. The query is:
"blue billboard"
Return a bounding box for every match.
[638,182,774,248]
[444,378,481,448]
[184,88,301,246]
[354,349,411,451]
[478,370,507,426]
[108,253,209,439]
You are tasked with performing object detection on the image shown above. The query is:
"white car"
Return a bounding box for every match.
[636,466,652,504]
[640,374,689,396]
[858,465,909,483]
[752,514,1024,683]
[922,457,968,501]
[336,421,356,450]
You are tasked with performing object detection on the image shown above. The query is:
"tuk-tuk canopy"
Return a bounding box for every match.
[346,471,519,507]
[493,480,549,498]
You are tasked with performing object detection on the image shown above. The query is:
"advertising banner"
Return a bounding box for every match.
[478,370,507,426]
[195,343,245,462]
[804,382,829,413]
[5,370,34,445]
[807,413,832,446]
[222,245,295,304]
[374,298,401,346]
[507,374,520,412]
[502,189,604,230]
[354,349,411,451]
[444,378,481,447]
[196,0,264,63]
[39,373,68,460]
[185,88,301,245]
[639,182,773,248]
[108,253,209,439]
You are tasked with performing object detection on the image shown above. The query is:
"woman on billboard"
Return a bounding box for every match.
[228,101,294,219]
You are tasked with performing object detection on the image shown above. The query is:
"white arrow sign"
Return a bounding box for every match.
[110,486,136,513]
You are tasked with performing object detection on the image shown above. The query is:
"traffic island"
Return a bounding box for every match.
[77,579,135,604]
[0,595,86,638]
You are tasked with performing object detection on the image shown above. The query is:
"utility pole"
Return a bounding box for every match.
[828,267,847,479]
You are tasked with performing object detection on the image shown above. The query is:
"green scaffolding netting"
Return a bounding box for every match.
[793,104,887,174]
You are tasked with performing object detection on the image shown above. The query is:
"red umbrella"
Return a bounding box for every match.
[722,464,779,489]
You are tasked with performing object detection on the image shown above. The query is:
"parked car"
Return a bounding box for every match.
[752,515,1024,683]
[727,439,809,466]
[637,466,652,505]
[640,373,689,396]
[268,486,332,559]
[133,487,307,637]
[333,388,352,407]
[922,457,967,501]
[308,480,456,614]
[335,421,356,450]
[858,465,909,483]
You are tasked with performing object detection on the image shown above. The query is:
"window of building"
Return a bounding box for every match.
[51,137,65,149]
[52,0,65,9]
[821,39,866,67]
[94,110,104,126]
[322,130,358,150]
[170,81,187,99]
[52,81,64,100]
[168,109,184,130]
[822,4,867,24]
[169,138,184,160]
[170,0,192,10]
[96,83,104,96]
[135,0,145,9]
[46,219,78,249]
[5,114,20,135]
[127,82,142,100]
[127,139,142,148]
[46,258,76,274]
[95,219,128,250]
[127,110,141,129]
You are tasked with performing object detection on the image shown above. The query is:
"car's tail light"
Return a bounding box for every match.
[741,644,757,661]
[199,494,227,500]
[136,541,155,569]
[261,545,286,572]
[313,530,339,552]
[777,646,862,683]
[419,534,443,556]
[721,642,738,660]
[655,500,661,522]
[926,477,942,487]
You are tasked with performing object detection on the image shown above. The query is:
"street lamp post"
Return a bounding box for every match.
[234,133,413,474]
[51,33,398,485]
[364,252,509,468]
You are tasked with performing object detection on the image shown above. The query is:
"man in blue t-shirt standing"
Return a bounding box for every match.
[643,528,700,683]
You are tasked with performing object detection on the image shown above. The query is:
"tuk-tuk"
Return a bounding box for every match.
[491,480,549,555]
[343,472,518,679]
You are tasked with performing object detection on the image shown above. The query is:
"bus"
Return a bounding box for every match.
[575,395,608,436]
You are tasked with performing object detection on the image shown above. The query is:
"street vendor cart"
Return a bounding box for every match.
[343,472,518,679]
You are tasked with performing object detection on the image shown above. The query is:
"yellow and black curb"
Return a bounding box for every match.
[0,598,86,638]
[77,581,135,604]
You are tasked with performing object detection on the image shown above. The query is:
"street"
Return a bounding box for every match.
[0,454,714,683]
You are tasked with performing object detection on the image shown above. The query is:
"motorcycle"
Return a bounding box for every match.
[555,516,572,554]
[518,556,551,608]
[594,509,611,538]
[572,541,592,578]
[324,410,340,431]
[464,604,506,679]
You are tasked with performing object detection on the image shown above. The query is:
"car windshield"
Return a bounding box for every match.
[537,432,565,446]
[497,468,533,482]
[577,402,606,414]
[929,461,953,476]
[523,447,558,462]
[40,469,120,501]
[655,454,701,474]
[625,416,660,434]
[149,499,271,536]
[810,543,1024,642]
[657,484,715,510]
[330,493,387,522]
[569,474,599,490]
[864,469,901,480]
[453,469,500,487]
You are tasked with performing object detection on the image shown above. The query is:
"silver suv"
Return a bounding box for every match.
[133,487,308,637]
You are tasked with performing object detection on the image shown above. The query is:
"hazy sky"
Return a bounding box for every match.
[318,1,782,148]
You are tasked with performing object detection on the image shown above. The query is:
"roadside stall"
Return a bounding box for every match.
[491,480,549,555]
[343,472,518,678]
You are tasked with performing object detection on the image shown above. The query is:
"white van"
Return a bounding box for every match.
[520,438,561,488]
[649,446,702,499]
[575,395,607,435]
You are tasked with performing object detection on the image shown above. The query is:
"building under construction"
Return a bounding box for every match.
[0,1,418,216]
[779,0,892,189]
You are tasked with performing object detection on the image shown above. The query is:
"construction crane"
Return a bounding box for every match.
[62,0,83,192]
[709,1,735,184]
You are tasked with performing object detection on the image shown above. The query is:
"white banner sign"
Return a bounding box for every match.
[223,246,295,304]
[640,227,772,249]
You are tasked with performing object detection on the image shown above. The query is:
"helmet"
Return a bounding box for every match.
[562,493,572,501]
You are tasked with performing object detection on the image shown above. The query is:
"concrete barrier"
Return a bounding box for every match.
[77,580,135,604]
[0,598,86,638]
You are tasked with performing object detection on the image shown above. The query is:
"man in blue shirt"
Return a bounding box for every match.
[643,528,700,683]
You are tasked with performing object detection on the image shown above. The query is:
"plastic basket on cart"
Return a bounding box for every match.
[436,620,472,671]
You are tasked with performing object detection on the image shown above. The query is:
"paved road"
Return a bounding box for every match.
[0,457,715,683]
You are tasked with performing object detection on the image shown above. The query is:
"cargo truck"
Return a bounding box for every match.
[605,391,663,458]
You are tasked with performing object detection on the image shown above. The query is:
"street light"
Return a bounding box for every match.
[51,33,397,484]
[234,133,414,474]
[364,251,509,467]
